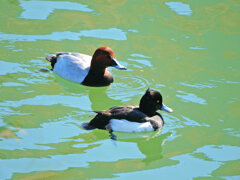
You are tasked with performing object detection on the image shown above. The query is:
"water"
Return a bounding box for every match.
[0,0,239,179]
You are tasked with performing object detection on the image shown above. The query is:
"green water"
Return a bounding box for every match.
[0,0,240,179]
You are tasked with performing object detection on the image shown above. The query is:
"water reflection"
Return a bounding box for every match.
[116,132,172,164]
[53,76,121,110]
[194,145,240,162]
[112,153,221,179]
[0,138,144,180]
[19,0,94,20]
[165,2,192,16]
[0,60,30,75]
[73,128,174,174]
[0,120,82,150]
[0,28,128,42]
[52,73,148,112]
[88,87,121,111]
[0,94,91,110]
[0,82,26,87]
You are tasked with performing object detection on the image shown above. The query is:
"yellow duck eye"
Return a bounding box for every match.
[156,100,160,103]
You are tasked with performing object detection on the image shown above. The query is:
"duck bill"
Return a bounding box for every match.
[111,58,127,70]
[161,104,173,113]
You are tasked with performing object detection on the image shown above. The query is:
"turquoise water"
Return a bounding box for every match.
[0,0,240,179]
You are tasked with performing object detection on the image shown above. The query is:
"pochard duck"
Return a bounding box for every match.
[45,46,127,86]
[82,88,173,132]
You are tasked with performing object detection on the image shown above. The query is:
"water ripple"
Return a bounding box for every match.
[210,79,240,84]
[127,58,152,68]
[178,82,216,89]
[108,75,150,101]
[181,116,209,127]
[130,54,152,59]
[176,90,207,105]
[189,46,206,50]
[224,128,240,138]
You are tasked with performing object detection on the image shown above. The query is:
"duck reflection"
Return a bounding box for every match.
[75,127,171,165]
[113,131,172,164]
[87,86,121,111]
[50,72,122,111]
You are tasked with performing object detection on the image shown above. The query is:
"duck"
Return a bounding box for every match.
[82,88,173,132]
[45,46,127,87]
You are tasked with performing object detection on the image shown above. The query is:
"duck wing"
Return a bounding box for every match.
[93,106,148,123]
[109,106,148,122]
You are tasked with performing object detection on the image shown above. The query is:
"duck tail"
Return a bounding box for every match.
[81,122,96,130]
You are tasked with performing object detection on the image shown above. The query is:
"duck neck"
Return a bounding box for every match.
[89,57,108,75]
[82,65,112,87]
[139,103,156,116]
[89,65,106,76]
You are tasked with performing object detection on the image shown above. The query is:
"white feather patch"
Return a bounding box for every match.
[109,119,154,132]
[53,53,91,83]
